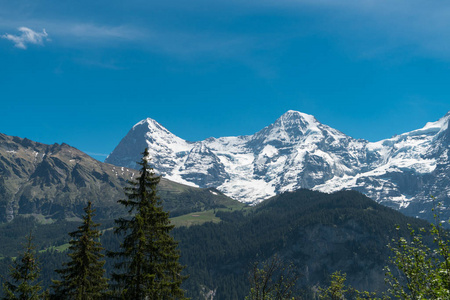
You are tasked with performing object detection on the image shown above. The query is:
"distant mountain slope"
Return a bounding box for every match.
[106,110,450,221]
[171,189,430,299]
[0,133,239,222]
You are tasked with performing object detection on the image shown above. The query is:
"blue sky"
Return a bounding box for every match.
[1,0,449,161]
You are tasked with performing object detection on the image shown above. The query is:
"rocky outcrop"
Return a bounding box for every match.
[0,133,135,222]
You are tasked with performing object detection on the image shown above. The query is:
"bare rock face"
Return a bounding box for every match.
[0,133,135,222]
[106,110,450,222]
[180,142,229,188]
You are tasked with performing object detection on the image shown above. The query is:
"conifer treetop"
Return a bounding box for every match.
[111,148,187,299]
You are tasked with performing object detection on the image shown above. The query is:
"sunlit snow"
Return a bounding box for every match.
[108,110,450,208]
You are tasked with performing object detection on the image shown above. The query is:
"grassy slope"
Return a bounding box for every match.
[170,201,247,227]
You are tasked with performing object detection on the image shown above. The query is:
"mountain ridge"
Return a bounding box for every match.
[0,133,240,222]
[106,110,450,221]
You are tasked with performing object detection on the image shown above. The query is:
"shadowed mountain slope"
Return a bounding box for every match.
[172,189,430,299]
[0,133,240,222]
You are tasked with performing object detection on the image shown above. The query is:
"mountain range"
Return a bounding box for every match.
[0,112,446,298]
[106,110,450,222]
[0,133,238,222]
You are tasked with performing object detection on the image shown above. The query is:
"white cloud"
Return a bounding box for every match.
[2,27,49,49]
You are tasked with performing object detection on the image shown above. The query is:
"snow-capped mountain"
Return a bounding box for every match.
[106,110,450,221]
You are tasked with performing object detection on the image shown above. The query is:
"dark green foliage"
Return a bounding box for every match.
[52,201,108,299]
[159,186,241,218]
[385,199,450,299]
[0,217,80,258]
[2,232,43,300]
[172,189,430,299]
[110,148,187,299]
[0,217,36,258]
[246,255,300,300]
[0,189,437,299]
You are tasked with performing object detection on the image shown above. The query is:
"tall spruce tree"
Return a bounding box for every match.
[2,231,43,300]
[52,201,108,300]
[111,148,187,299]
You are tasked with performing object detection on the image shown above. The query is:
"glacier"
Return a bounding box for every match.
[106,110,450,221]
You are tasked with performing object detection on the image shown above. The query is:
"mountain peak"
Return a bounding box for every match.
[269,110,321,136]
[248,110,329,146]
[279,110,318,123]
[107,117,191,170]
[276,110,320,130]
[403,111,450,138]
[131,117,186,143]
[133,117,167,132]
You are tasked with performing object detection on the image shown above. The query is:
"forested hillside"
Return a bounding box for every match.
[169,189,430,299]
[0,189,430,299]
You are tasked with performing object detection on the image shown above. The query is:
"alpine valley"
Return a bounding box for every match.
[106,110,450,222]
[0,112,447,299]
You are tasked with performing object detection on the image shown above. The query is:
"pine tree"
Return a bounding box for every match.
[111,148,187,299]
[52,201,108,300]
[2,231,43,300]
